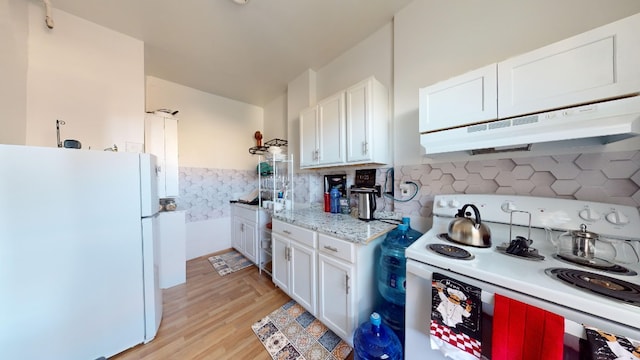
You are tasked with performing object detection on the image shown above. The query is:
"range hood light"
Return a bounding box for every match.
[232,0,249,4]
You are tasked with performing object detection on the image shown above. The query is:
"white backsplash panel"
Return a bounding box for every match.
[395,151,640,218]
[179,167,256,222]
[177,150,640,224]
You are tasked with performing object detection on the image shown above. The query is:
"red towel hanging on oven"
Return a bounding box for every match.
[492,294,564,360]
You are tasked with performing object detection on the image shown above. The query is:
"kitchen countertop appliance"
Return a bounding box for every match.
[405,194,640,359]
[350,169,381,221]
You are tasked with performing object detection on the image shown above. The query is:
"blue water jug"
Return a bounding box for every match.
[378,299,405,346]
[401,216,423,244]
[330,187,341,213]
[353,312,403,360]
[383,217,422,246]
[378,224,411,305]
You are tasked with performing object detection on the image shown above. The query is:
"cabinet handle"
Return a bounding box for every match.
[285,246,290,261]
[345,274,350,295]
[323,245,338,252]
[362,141,368,155]
[283,229,292,235]
[241,223,244,232]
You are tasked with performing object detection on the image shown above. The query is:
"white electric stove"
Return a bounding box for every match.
[405,194,640,359]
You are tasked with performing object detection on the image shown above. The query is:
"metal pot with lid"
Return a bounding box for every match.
[447,204,492,248]
[550,224,639,263]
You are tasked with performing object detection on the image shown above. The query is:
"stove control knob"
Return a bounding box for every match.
[436,199,448,208]
[448,200,460,208]
[579,208,601,222]
[605,210,630,225]
[501,201,516,212]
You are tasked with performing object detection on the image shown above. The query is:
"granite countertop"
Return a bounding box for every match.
[271,205,400,244]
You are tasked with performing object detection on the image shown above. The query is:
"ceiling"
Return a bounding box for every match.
[50,0,414,107]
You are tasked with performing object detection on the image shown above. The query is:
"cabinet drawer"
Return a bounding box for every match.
[273,220,316,248]
[233,205,258,222]
[318,234,354,263]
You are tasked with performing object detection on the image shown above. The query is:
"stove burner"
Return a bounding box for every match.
[553,253,637,276]
[545,268,640,306]
[428,244,474,260]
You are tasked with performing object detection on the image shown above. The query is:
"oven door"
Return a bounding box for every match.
[405,260,588,359]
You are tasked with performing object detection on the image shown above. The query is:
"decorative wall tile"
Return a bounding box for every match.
[393,150,640,219]
[179,167,257,222]
[177,150,640,226]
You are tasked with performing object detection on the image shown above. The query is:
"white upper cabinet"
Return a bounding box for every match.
[300,77,390,169]
[299,92,345,168]
[345,77,390,165]
[318,92,347,166]
[498,13,640,118]
[145,113,179,198]
[419,13,640,135]
[419,64,498,133]
[299,106,318,168]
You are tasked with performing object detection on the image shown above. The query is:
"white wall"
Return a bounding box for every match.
[25,3,145,151]
[146,76,263,170]
[316,23,393,100]
[146,76,264,258]
[0,0,28,145]
[393,0,640,166]
[263,93,287,141]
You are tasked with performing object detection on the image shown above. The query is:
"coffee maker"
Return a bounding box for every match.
[324,174,347,196]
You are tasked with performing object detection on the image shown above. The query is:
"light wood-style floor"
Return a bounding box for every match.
[111,250,291,360]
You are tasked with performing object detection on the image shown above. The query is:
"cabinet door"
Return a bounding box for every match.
[317,92,346,166]
[299,106,318,168]
[498,13,640,118]
[158,211,186,289]
[243,221,257,264]
[163,118,179,198]
[271,233,289,293]
[144,114,167,198]
[419,64,497,133]
[318,253,353,341]
[231,216,244,254]
[345,80,370,163]
[290,240,317,315]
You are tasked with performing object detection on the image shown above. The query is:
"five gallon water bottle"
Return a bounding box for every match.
[401,216,423,244]
[353,312,403,360]
[378,224,411,305]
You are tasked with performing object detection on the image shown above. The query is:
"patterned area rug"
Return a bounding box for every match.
[208,250,253,276]
[252,300,352,360]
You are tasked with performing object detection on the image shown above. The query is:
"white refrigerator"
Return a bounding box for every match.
[0,144,163,359]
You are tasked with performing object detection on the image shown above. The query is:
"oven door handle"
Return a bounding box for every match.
[406,259,586,339]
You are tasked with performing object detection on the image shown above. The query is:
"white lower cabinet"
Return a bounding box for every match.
[317,252,353,341]
[157,211,186,289]
[272,218,383,346]
[272,221,317,314]
[231,204,267,265]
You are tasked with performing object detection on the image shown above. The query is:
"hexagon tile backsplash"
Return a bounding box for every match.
[178,150,640,223]
[394,151,640,219]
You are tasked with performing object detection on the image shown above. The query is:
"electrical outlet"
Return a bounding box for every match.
[399,183,411,197]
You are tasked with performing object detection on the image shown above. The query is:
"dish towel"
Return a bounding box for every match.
[492,294,564,360]
[430,273,483,360]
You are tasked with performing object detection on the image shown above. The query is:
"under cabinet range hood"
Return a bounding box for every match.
[421,96,640,155]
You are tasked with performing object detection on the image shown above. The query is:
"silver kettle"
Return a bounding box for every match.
[357,191,376,221]
[447,204,492,247]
